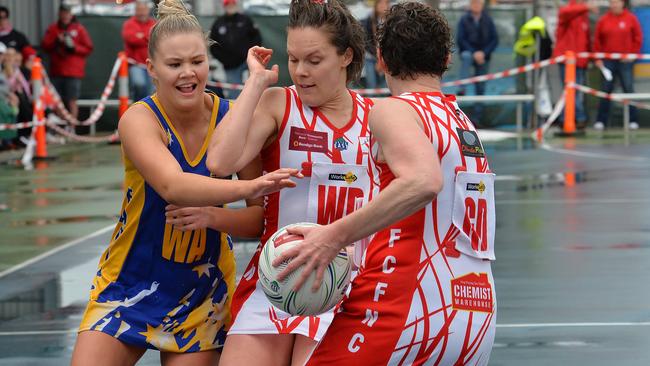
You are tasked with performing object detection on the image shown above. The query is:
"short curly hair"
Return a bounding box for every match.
[288,0,365,83]
[377,2,453,79]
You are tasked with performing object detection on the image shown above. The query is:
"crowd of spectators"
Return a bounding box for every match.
[0,0,647,152]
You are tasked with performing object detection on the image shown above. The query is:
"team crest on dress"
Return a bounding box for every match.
[333,137,349,151]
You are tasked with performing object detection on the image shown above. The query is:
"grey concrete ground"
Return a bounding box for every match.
[1,131,649,365]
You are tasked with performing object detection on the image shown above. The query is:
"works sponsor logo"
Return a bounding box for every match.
[466,180,486,194]
[329,172,358,184]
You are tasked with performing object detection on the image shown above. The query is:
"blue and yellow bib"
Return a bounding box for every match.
[79,94,236,352]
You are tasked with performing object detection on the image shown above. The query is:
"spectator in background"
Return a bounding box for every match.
[209,0,261,99]
[0,6,36,67]
[0,43,19,149]
[42,4,93,120]
[593,0,642,130]
[3,47,32,143]
[122,0,155,102]
[361,0,389,91]
[552,0,598,130]
[456,0,498,125]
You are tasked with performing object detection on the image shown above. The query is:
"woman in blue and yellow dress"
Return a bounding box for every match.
[70,0,299,365]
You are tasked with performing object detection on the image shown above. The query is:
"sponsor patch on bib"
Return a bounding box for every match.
[451,272,493,313]
[289,126,328,153]
[457,128,484,157]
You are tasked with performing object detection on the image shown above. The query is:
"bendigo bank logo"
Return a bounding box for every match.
[328,172,358,184]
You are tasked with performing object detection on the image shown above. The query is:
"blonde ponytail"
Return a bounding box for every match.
[148,0,211,58]
[156,0,191,19]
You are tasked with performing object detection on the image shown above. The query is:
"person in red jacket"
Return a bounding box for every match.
[122,0,156,102]
[593,0,642,130]
[41,4,93,120]
[552,0,598,129]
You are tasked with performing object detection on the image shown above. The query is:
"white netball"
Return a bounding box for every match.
[258,223,352,316]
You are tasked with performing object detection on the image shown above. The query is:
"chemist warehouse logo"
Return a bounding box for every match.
[329,172,357,184]
[466,180,486,194]
[451,272,493,313]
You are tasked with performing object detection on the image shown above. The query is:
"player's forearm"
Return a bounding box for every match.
[161,173,252,207]
[330,175,440,249]
[207,206,264,238]
[207,76,267,176]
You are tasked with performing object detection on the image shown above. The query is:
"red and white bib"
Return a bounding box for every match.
[229,87,377,340]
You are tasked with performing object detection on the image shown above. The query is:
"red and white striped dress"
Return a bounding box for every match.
[307,92,497,365]
[229,86,377,341]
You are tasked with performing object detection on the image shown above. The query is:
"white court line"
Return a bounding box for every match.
[2,321,650,336]
[0,329,78,336]
[540,143,650,162]
[497,198,650,205]
[0,225,114,279]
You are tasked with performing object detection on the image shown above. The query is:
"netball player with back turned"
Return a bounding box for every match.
[275,2,497,364]
[70,0,299,365]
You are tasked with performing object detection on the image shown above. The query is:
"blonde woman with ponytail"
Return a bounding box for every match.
[70,1,299,364]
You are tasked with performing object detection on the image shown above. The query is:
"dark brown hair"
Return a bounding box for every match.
[288,0,364,83]
[377,2,453,79]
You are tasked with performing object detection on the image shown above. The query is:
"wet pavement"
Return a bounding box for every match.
[1,130,650,365]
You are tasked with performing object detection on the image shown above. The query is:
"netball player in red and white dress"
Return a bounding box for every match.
[206,0,376,364]
[276,3,497,365]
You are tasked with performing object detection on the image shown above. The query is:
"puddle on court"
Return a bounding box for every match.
[493,340,595,348]
[506,167,650,192]
[0,257,97,324]
[565,242,650,251]
[7,215,118,228]
[12,183,122,195]
[483,136,539,152]
[0,274,61,323]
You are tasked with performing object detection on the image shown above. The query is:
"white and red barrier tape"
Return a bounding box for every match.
[569,82,650,110]
[441,55,566,88]
[207,52,650,95]
[5,52,650,136]
[576,52,650,61]
[46,120,119,143]
[42,57,122,126]
[0,121,35,131]
[206,80,244,91]
[207,55,568,95]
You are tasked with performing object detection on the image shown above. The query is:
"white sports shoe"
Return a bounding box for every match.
[629,122,639,130]
[593,122,605,130]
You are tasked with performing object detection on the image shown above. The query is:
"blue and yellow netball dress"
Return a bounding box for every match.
[78,93,236,352]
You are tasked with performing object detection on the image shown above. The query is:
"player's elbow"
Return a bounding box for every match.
[157,182,183,206]
[205,154,220,176]
[405,174,442,205]
[155,175,189,206]
[206,154,232,178]
[415,171,442,203]
[206,146,240,177]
